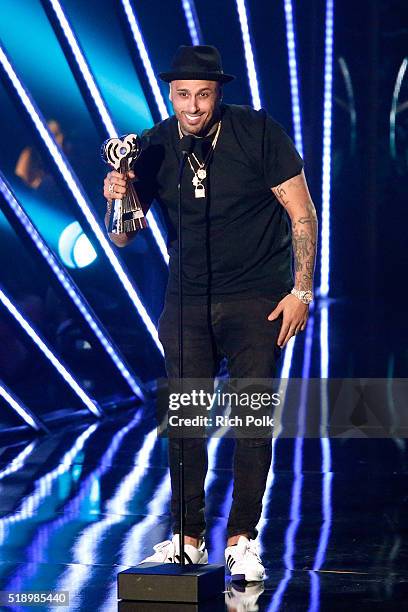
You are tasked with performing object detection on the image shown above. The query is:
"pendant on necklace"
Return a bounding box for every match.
[197,168,207,180]
[192,175,200,187]
[195,183,205,198]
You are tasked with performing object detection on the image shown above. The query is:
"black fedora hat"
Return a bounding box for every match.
[159,45,235,84]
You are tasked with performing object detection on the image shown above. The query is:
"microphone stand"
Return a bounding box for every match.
[177,149,187,567]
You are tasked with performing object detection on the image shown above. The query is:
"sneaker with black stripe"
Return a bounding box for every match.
[140,534,208,564]
[225,536,265,582]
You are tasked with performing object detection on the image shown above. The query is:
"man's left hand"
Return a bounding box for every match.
[267,294,309,348]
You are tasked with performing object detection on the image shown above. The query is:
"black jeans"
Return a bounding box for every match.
[158,295,283,540]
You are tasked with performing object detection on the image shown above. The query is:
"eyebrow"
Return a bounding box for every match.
[175,87,214,93]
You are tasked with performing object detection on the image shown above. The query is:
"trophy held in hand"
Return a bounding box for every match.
[101,133,148,234]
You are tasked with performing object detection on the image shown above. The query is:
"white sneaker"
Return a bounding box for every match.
[225,581,265,611]
[140,534,208,565]
[225,536,265,582]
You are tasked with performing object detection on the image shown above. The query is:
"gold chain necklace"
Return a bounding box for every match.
[177,120,222,198]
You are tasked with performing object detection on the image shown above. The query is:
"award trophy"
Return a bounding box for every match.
[101,133,147,234]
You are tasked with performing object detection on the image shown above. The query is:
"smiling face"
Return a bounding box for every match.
[169,79,222,136]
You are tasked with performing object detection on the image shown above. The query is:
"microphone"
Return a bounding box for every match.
[178,135,196,187]
[178,135,196,156]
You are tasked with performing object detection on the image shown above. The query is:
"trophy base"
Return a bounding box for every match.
[117,563,225,603]
[123,217,148,232]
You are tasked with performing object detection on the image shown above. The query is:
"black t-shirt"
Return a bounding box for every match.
[135,104,304,303]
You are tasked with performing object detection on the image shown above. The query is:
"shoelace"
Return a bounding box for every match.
[152,538,201,564]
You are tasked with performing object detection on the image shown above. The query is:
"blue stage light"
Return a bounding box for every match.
[0,423,98,536]
[235,0,262,110]
[312,303,333,575]
[283,0,303,157]
[120,471,171,566]
[181,0,202,45]
[0,175,145,399]
[262,0,304,390]
[320,303,329,379]
[0,44,163,355]
[312,452,333,569]
[319,0,334,297]
[58,221,96,269]
[12,411,143,601]
[280,335,296,380]
[390,58,408,159]
[258,2,308,560]
[0,441,37,481]
[120,0,169,121]
[72,232,96,268]
[43,0,169,265]
[0,380,44,432]
[46,0,116,135]
[265,316,314,610]
[0,285,102,417]
[53,425,158,604]
[338,57,357,154]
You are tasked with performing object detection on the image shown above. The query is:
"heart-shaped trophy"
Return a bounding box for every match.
[101,133,148,234]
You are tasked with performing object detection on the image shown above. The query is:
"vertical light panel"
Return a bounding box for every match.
[0,380,45,432]
[312,302,333,573]
[338,57,357,154]
[43,0,169,264]
[235,0,262,110]
[0,175,145,400]
[266,315,314,609]
[319,0,334,297]
[181,0,203,45]
[283,0,303,157]
[0,286,102,417]
[390,58,408,159]
[270,0,305,393]
[120,0,169,121]
[320,305,329,381]
[305,305,333,611]
[0,44,163,355]
[279,335,296,380]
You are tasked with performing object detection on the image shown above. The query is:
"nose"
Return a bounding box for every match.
[187,96,199,114]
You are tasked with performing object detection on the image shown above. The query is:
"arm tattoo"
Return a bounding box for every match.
[291,204,318,292]
[272,177,318,291]
[273,183,290,208]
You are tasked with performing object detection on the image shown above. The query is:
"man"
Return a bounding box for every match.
[103,45,317,581]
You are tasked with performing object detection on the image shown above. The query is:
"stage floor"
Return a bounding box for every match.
[0,401,407,611]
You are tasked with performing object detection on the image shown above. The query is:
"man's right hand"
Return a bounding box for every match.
[103,170,135,202]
